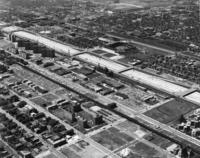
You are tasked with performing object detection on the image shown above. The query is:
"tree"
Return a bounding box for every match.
[179,114,187,123]
[181,146,188,158]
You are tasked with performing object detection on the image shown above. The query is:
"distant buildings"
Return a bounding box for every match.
[177,109,200,139]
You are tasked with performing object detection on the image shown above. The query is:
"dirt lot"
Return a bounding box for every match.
[129,141,161,158]
[51,108,72,123]
[144,99,199,124]
[60,140,107,158]
[31,97,51,107]
[60,147,81,158]
[42,93,58,102]
[91,127,134,151]
[145,133,173,149]
[117,140,168,158]
[54,89,68,96]
[116,120,138,133]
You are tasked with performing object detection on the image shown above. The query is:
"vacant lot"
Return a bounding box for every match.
[91,127,134,151]
[145,133,173,149]
[145,99,198,124]
[129,142,159,158]
[60,140,107,158]
[60,147,81,158]
[31,97,51,107]
[51,109,72,123]
[54,89,68,96]
[116,120,138,133]
[118,140,167,158]
[42,93,58,102]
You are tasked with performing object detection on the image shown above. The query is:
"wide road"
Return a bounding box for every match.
[6,51,120,158]
[9,77,120,158]
[10,51,200,154]
[5,45,200,154]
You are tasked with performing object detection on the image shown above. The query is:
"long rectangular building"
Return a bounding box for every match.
[12,31,80,56]
[2,27,189,96]
[77,53,128,72]
[121,70,188,94]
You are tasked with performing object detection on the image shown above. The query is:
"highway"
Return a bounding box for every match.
[9,51,200,154]
[4,23,200,155]
[6,52,121,158]
[105,94,200,153]
[4,46,200,155]
[8,29,194,96]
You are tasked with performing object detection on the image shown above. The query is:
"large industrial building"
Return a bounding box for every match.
[2,26,194,97]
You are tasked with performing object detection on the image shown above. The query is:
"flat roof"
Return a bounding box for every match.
[122,70,188,94]
[1,26,20,33]
[185,92,200,105]
[0,39,12,48]
[13,31,80,56]
[77,53,127,72]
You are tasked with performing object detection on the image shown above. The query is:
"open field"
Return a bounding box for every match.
[54,89,68,96]
[117,120,138,133]
[116,120,150,138]
[31,97,51,106]
[51,109,72,123]
[145,99,199,124]
[129,141,163,158]
[108,127,134,142]
[60,140,107,158]
[60,147,81,158]
[117,140,169,158]
[91,127,135,151]
[91,130,126,151]
[113,121,172,157]
[145,133,173,149]
[42,93,59,102]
